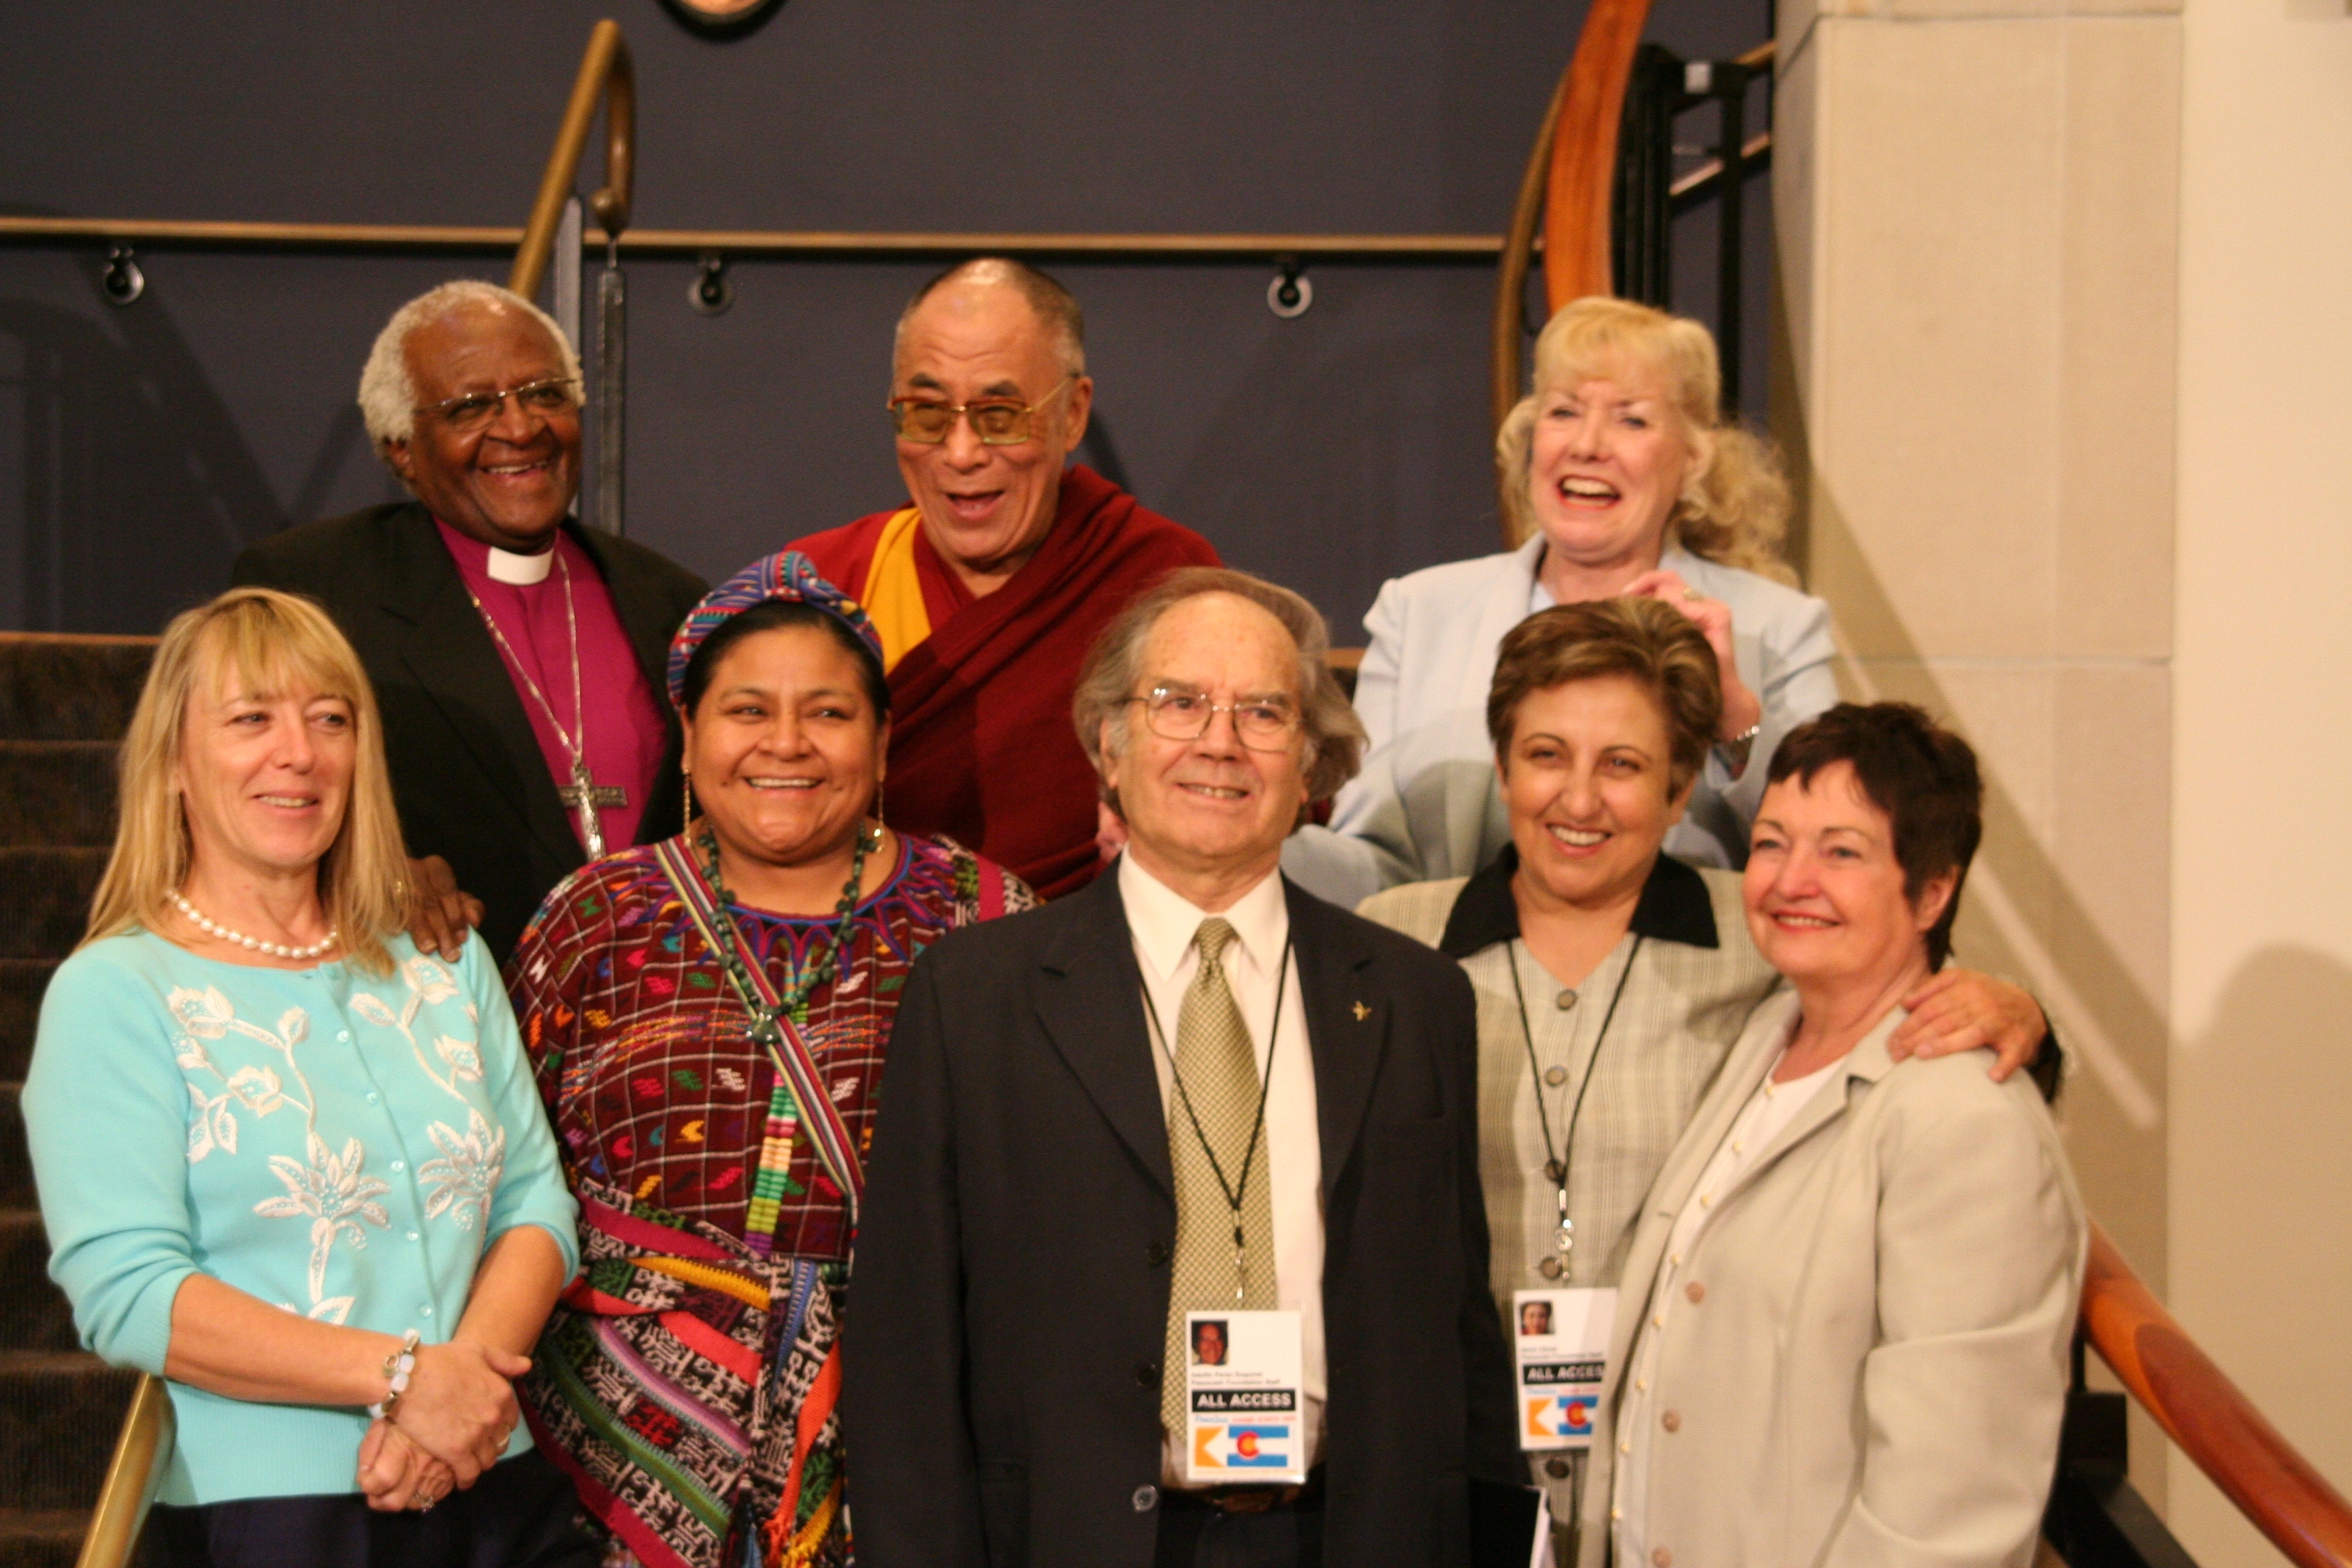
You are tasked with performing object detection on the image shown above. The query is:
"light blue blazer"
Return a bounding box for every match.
[1286,537,1839,907]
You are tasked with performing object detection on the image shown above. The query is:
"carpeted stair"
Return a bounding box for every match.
[0,633,157,1568]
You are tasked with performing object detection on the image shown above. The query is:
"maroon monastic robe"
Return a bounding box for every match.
[792,466,1219,899]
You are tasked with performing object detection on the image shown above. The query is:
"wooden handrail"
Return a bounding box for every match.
[2082,1223,2352,1568]
[0,216,1501,263]
[71,1374,173,1568]
[510,19,634,299]
[1542,0,1656,313]
[1492,71,1570,433]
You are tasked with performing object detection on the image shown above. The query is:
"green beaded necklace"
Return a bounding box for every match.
[697,822,878,1036]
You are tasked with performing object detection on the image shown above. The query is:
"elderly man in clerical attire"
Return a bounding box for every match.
[791,259,1219,900]
[234,280,706,959]
[847,568,1518,1567]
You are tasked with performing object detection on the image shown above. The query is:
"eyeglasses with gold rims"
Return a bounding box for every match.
[422,377,583,434]
[1125,684,1303,751]
[887,375,1077,446]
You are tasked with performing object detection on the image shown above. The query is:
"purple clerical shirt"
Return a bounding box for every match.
[436,519,666,856]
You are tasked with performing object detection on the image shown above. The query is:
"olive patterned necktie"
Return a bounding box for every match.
[1161,917,1279,1437]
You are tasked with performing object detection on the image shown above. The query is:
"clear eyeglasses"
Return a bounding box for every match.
[422,377,583,434]
[1127,685,1302,751]
[887,375,1076,446]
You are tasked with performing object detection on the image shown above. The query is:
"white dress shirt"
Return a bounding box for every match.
[1119,853,1326,1482]
[1614,1024,1836,1566]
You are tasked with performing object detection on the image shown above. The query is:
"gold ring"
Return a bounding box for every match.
[1683,587,1704,602]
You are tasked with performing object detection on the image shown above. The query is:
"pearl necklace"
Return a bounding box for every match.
[172,892,339,960]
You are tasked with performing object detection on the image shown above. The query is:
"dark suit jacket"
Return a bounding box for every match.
[231,502,706,960]
[845,866,1520,1568]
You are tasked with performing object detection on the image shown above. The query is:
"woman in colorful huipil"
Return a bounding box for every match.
[509,553,1033,1568]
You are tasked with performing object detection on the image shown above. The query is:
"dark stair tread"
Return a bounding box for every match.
[0,742,118,851]
[1,1086,27,1210]
[0,1212,74,1354]
[0,850,106,964]
[0,636,156,743]
[0,1350,140,1511]
[0,962,55,1083]
[0,1510,87,1568]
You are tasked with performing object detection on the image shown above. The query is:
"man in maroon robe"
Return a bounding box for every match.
[791,259,1218,899]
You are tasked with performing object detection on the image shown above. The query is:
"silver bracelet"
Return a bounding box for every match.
[368,1328,423,1420]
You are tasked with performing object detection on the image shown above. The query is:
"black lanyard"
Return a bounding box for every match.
[1139,933,1294,1302]
[1507,932,1643,1279]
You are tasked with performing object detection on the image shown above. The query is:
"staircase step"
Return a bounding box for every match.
[0,636,156,744]
[1,1088,29,1210]
[0,744,118,851]
[0,1215,73,1354]
[0,1510,86,1568]
[0,851,103,964]
[0,964,54,1084]
[0,1353,138,1511]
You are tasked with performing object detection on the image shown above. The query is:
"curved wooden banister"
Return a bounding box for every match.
[2082,1223,2352,1568]
[1541,0,1654,313]
[1490,0,1652,538]
[510,18,634,299]
[1491,71,1569,435]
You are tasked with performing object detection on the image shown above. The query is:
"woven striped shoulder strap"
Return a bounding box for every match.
[651,838,866,1215]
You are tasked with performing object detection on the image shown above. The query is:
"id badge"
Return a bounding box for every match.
[1514,1288,1615,1450]
[1184,1309,1307,1486]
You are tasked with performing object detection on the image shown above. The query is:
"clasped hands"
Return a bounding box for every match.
[355,1337,532,1514]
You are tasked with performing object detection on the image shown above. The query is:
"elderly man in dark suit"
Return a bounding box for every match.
[233,280,705,960]
[847,566,1519,1568]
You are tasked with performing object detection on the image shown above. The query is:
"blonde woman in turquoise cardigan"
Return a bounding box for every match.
[25,589,589,1567]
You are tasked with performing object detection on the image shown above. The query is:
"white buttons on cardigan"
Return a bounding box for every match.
[419,1305,434,1318]
[390,1160,405,1173]
[338,1030,352,1043]
[366,1093,380,1106]
[406,1231,421,1243]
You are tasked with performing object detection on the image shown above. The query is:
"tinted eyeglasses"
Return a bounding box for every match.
[887,375,1076,446]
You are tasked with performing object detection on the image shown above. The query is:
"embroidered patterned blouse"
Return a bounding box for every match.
[23,930,580,1507]
[508,831,1034,1260]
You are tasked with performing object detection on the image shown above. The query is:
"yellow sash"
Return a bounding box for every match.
[860,507,932,672]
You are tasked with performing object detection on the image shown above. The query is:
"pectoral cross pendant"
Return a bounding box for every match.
[557,757,627,859]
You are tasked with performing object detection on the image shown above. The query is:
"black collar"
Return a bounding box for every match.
[1437,843,1720,958]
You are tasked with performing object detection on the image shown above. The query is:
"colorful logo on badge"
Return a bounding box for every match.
[1526,1392,1595,1439]
[1194,1422,1294,1469]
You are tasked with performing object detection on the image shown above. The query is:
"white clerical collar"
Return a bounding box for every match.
[485,544,555,585]
[1118,851,1290,985]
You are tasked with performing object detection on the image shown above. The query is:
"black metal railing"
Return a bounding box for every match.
[1608,41,1771,414]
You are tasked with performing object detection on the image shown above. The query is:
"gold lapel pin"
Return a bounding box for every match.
[1352,1000,1370,1022]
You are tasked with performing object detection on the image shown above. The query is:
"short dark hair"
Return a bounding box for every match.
[679,601,892,721]
[1486,598,1723,798]
[1766,702,1982,968]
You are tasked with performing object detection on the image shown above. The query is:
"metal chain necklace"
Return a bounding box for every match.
[1508,932,1644,1281]
[466,551,623,858]
[696,825,876,1039]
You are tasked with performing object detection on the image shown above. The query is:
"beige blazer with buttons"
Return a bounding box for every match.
[1575,992,2086,1568]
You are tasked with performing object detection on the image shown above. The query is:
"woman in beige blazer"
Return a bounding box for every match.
[1356,604,2053,1565]
[1588,703,2087,1568]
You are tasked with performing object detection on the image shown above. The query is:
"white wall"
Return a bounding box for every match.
[2170,0,2352,1557]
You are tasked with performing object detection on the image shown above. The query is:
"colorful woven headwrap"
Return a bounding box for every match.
[666,551,885,714]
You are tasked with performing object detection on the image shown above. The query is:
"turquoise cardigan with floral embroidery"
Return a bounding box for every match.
[24,929,580,1506]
